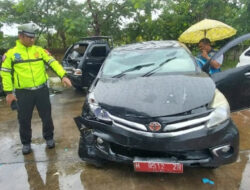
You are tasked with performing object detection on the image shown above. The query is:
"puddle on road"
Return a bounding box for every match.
[0,160,85,190]
[1,87,250,190]
[0,141,85,190]
[239,152,250,190]
[2,157,250,190]
[231,110,250,150]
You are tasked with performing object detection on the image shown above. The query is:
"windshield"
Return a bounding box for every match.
[102,47,196,77]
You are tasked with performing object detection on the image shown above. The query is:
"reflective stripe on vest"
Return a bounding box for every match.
[13,58,43,64]
[0,67,12,72]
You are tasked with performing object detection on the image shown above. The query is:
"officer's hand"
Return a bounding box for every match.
[62,77,72,87]
[6,94,17,106]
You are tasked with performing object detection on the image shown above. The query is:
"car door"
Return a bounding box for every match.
[211,65,250,112]
[82,44,110,87]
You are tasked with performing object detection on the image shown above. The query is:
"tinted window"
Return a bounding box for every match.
[245,50,250,56]
[90,46,107,57]
[102,47,196,77]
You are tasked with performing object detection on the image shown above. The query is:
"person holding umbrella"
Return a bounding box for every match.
[196,38,223,74]
[178,19,237,74]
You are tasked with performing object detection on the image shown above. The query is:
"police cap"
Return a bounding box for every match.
[18,23,37,38]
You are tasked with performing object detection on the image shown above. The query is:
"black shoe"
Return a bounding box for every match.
[22,144,32,155]
[46,139,55,149]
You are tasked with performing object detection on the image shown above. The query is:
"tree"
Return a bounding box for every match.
[233,0,250,36]
[0,0,245,49]
[0,0,89,48]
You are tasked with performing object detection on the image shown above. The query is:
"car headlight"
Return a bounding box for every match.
[87,92,112,122]
[206,89,230,128]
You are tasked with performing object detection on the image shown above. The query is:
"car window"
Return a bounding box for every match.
[70,51,80,59]
[90,46,107,57]
[102,47,196,77]
[244,49,250,56]
[67,44,88,59]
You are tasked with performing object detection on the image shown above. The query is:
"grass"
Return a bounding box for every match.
[221,59,238,71]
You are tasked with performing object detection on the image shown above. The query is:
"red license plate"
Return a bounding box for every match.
[133,161,183,173]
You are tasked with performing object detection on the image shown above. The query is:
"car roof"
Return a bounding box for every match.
[113,40,182,52]
[77,40,108,45]
[77,36,112,46]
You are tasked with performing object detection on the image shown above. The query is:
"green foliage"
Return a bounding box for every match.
[221,59,238,71]
[0,36,17,49]
[0,0,249,58]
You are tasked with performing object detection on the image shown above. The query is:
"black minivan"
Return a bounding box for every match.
[74,39,250,173]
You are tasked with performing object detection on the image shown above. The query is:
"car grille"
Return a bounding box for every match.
[107,110,212,136]
[163,114,211,132]
[108,113,148,131]
[110,143,210,160]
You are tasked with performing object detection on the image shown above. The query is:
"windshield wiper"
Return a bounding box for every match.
[112,63,155,78]
[142,57,176,77]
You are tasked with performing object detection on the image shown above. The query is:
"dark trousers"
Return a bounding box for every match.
[15,86,54,145]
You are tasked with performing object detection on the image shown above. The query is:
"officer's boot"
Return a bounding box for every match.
[46,139,55,149]
[22,144,32,155]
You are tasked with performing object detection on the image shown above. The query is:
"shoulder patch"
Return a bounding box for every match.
[2,54,6,62]
[14,53,22,61]
[34,52,40,58]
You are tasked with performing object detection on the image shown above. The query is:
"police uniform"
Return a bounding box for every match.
[0,23,66,151]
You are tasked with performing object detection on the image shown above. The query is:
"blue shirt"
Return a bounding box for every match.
[196,49,223,75]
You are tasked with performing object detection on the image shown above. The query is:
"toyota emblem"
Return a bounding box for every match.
[148,122,161,132]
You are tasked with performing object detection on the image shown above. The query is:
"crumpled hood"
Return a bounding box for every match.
[93,74,215,117]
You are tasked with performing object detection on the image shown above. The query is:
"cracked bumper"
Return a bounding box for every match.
[74,116,239,167]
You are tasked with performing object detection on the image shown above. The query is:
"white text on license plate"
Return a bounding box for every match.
[133,161,183,173]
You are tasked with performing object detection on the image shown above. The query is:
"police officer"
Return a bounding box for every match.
[0,23,72,154]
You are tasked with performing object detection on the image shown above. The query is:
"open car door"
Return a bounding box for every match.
[212,65,250,112]
[203,33,250,112]
[82,45,110,87]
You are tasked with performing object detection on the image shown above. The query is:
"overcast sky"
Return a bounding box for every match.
[0,0,160,36]
[0,0,115,36]
[0,0,84,36]
[1,24,18,36]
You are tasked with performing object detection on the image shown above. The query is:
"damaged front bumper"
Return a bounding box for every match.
[74,115,239,168]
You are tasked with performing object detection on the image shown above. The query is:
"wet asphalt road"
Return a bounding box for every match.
[0,87,250,190]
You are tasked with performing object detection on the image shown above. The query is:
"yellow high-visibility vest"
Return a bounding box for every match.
[0,40,66,93]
